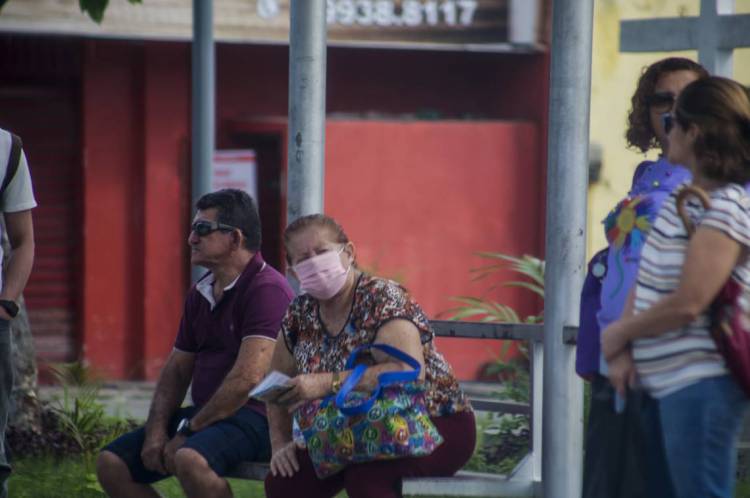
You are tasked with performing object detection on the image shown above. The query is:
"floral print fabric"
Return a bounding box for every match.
[282,274,471,417]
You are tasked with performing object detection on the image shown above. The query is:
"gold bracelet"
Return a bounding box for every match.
[331,371,342,394]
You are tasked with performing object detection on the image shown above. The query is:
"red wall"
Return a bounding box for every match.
[82,41,190,379]
[82,41,143,379]
[77,39,548,380]
[141,44,191,379]
[325,120,542,379]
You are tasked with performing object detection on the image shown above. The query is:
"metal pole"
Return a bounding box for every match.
[287,0,327,223]
[542,0,593,497]
[191,0,214,281]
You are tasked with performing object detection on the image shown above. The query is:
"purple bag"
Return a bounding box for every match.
[576,249,608,380]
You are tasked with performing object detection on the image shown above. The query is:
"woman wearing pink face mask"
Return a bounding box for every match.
[264,214,475,498]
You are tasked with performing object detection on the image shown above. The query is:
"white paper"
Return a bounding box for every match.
[249,370,293,402]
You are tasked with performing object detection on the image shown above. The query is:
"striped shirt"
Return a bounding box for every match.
[633,182,750,398]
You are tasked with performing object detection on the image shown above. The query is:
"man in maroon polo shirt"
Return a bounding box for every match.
[96,189,294,498]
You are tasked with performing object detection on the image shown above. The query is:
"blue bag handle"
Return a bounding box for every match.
[336,343,422,416]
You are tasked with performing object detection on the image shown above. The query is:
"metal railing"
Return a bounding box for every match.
[401,321,577,497]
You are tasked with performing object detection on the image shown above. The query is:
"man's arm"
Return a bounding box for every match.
[187,337,274,431]
[144,349,195,436]
[141,349,194,474]
[0,210,34,312]
[602,225,742,360]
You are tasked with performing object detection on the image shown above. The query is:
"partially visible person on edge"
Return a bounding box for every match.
[96,189,294,498]
[264,214,475,498]
[576,57,708,498]
[0,129,36,498]
[603,76,750,498]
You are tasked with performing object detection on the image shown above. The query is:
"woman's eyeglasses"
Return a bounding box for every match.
[661,113,674,135]
[191,220,241,237]
[647,91,676,112]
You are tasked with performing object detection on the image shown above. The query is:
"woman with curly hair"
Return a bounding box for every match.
[578,57,707,498]
[603,76,750,498]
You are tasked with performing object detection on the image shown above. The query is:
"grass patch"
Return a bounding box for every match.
[11,453,750,497]
[737,480,750,498]
[7,454,266,498]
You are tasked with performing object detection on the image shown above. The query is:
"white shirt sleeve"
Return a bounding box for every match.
[700,185,750,249]
[2,150,37,213]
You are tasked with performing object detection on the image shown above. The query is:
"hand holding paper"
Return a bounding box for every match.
[249,371,293,402]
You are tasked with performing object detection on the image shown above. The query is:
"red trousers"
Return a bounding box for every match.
[265,410,476,498]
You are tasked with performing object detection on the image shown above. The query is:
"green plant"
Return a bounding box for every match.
[46,361,123,453]
[0,0,143,24]
[465,412,530,475]
[445,252,544,380]
[445,253,544,324]
[444,253,545,475]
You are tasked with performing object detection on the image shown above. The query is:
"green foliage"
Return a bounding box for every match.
[46,361,133,454]
[444,252,541,476]
[445,251,544,385]
[0,0,142,23]
[78,0,109,23]
[483,362,530,404]
[737,479,750,498]
[471,253,545,296]
[48,362,103,451]
[52,385,106,452]
[49,360,99,387]
[8,455,268,498]
[78,0,142,24]
[8,454,107,498]
[464,411,529,475]
[445,253,544,324]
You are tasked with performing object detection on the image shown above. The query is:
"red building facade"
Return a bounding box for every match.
[0,19,549,381]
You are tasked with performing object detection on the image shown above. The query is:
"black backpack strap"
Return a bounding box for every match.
[1,133,22,197]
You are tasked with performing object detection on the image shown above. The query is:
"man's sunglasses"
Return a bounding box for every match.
[661,113,674,135]
[191,220,241,237]
[646,91,676,110]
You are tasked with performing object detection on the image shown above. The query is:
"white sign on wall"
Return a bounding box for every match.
[212,150,258,200]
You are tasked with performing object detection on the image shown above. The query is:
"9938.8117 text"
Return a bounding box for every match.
[326,0,479,28]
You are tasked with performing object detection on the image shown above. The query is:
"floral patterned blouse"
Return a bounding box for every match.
[281,274,471,417]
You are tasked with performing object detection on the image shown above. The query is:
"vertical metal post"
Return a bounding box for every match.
[287,0,327,223]
[191,0,214,281]
[531,341,543,488]
[542,0,593,497]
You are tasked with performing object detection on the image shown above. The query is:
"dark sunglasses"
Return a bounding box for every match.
[646,91,676,110]
[661,113,674,134]
[191,220,241,237]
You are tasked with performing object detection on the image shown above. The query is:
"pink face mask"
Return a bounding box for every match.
[293,246,351,300]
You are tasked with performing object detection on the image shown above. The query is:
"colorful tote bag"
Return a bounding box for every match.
[295,343,444,478]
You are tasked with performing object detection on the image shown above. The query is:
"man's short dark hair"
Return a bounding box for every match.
[196,189,262,251]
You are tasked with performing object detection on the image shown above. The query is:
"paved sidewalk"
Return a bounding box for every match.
[39,381,159,421]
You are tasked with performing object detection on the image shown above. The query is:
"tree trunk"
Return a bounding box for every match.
[1,224,41,433]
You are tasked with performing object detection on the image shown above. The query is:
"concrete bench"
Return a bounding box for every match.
[227,320,577,497]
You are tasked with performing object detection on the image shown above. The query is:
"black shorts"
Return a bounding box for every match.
[102,405,270,484]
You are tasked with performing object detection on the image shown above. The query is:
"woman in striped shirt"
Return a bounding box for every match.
[602,76,750,498]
